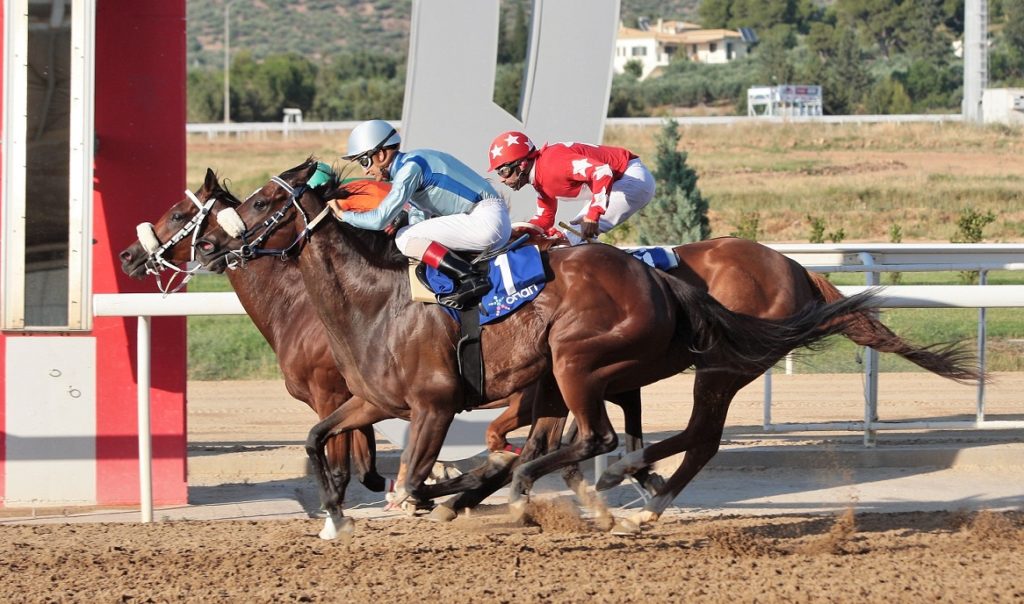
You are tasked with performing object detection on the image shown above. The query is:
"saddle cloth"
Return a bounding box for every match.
[621,246,680,271]
[411,244,547,325]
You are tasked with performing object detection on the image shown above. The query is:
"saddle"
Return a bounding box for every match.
[410,233,544,409]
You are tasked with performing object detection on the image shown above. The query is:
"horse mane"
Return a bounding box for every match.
[205,170,241,206]
[300,163,406,270]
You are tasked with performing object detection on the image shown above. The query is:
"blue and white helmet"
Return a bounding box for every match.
[343,119,401,160]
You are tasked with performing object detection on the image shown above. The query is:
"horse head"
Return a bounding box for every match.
[119,168,240,290]
[196,158,405,273]
[195,158,327,271]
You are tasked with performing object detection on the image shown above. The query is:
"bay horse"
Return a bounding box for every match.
[193,159,898,533]
[119,169,390,538]
[119,169,661,535]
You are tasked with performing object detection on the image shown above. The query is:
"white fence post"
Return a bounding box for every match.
[859,252,880,447]
[977,270,988,421]
[137,315,153,523]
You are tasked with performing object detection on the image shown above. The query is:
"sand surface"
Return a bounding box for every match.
[2,372,1022,602]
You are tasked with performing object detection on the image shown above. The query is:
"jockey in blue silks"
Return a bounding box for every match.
[335,119,511,310]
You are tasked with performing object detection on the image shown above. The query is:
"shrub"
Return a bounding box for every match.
[635,120,711,245]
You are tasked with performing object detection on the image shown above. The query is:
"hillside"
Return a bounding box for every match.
[186,0,699,67]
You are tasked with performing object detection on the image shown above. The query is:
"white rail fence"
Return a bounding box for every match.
[95,243,1024,521]
[186,114,965,138]
[764,243,1024,446]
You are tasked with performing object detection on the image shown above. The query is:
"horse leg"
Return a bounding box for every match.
[557,419,586,494]
[393,406,456,506]
[322,431,353,517]
[351,425,387,492]
[508,373,617,521]
[427,385,560,521]
[612,372,753,533]
[306,397,393,540]
[608,388,665,495]
[485,392,529,453]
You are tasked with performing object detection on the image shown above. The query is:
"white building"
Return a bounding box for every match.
[613,19,754,80]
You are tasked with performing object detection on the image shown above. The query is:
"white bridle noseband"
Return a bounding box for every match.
[215,175,334,262]
[133,189,216,295]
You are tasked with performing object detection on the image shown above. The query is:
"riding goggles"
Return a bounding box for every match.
[496,162,518,179]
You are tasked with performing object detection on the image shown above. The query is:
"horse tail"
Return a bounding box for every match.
[659,272,883,375]
[804,271,982,384]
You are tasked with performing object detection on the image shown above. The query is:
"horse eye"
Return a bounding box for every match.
[254,198,268,210]
[171,212,185,222]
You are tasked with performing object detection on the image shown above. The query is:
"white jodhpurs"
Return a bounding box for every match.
[395,197,512,260]
[564,157,656,245]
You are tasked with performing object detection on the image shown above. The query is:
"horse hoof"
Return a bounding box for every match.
[595,472,624,492]
[508,499,528,522]
[642,473,666,496]
[319,516,354,540]
[629,509,659,527]
[426,505,458,523]
[361,472,387,493]
[610,518,640,536]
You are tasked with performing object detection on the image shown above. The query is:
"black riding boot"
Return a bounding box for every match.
[434,251,490,310]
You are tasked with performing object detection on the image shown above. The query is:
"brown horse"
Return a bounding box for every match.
[119,170,390,538]
[193,159,900,533]
[119,169,663,534]
[430,234,983,522]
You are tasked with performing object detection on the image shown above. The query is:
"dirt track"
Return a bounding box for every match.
[2,373,1022,601]
[2,509,1022,601]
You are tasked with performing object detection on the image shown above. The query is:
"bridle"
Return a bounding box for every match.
[216,174,334,263]
[134,189,216,295]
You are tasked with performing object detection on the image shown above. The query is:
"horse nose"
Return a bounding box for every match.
[195,238,217,255]
[119,249,133,264]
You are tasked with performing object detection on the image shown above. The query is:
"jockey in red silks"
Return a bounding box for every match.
[487,131,656,245]
[334,119,511,310]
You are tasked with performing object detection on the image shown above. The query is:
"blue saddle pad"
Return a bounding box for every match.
[424,245,547,325]
[621,246,679,271]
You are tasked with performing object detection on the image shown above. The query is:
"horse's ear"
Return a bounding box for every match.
[203,168,219,191]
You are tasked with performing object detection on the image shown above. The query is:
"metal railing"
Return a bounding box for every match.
[764,243,1024,446]
[186,114,965,138]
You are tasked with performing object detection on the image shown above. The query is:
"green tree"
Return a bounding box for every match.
[867,76,912,113]
[312,51,404,120]
[952,208,997,283]
[187,68,224,122]
[807,214,826,243]
[493,62,524,116]
[699,0,733,28]
[635,121,711,245]
[498,0,529,65]
[806,26,872,114]
[624,59,644,79]
[229,52,317,122]
[993,0,1024,82]
[836,0,915,58]
[756,27,797,84]
[607,74,647,117]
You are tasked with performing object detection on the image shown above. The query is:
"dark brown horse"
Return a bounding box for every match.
[119,170,390,538]
[193,159,903,533]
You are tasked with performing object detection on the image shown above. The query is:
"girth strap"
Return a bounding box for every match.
[456,307,485,410]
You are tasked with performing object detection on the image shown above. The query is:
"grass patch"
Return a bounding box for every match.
[186,274,282,380]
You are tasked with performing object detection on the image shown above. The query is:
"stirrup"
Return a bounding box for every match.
[436,278,489,310]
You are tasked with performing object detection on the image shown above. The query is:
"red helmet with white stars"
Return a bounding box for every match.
[488,131,536,171]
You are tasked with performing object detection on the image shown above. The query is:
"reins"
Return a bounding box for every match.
[135,188,216,295]
[220,174,333,263]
